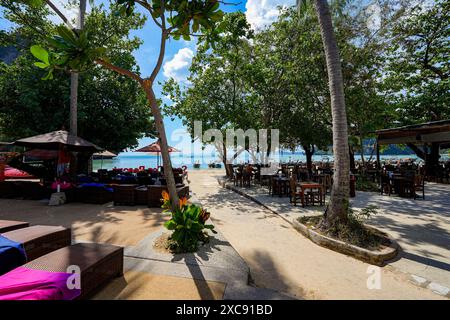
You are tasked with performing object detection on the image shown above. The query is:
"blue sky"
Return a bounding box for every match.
[127,0,294,154]
[0,0,295,154]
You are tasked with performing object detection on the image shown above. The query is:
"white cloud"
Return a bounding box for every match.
[245,0,294,30]
[163,47,194,82]
[47,0,93,26]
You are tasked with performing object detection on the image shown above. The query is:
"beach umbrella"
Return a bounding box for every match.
[14,130,102,153]
[24,149,58,160]
[93,150,117,158]
[93,150,117,169]
[134,140,180,168]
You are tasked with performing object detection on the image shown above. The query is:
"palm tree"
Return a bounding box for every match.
[69,0,87,137]
[298,0,350,226]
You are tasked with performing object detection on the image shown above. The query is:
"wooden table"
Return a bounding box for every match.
[299,182,323,207]
[272,176,290,197]
[391,176,414,197]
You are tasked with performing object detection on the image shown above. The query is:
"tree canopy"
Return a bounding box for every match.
[0,2,156,152]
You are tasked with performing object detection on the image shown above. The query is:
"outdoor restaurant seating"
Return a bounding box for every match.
[75,183,114,204]
[289,178,304,206]
[113,184,138,206]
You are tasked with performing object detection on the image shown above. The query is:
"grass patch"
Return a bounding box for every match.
[298,205,389,251]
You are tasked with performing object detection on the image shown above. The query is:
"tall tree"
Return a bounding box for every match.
[385,0,449,175]
[163,12,257,176]
[6,0,225,208]
[0,2,155,152]
[70,0,87,136]
[296,0,350,226]
[254,7,331,174]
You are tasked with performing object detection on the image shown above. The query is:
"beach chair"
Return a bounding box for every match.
[0,243,123,300]
[0,220,29,233]
[0,225,71,275]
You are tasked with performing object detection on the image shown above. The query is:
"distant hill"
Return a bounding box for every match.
[0,46,19,64]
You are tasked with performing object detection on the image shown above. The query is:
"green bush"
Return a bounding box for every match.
[162,191,216,253]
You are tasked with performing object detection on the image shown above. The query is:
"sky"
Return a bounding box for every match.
[122,0,295,154]
[0,0,296,155]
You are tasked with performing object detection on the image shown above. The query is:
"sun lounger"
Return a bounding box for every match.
[0,225,71,275]
[0,220,29,233]
[0,243,123,300]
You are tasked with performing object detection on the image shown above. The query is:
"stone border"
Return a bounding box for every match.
[292,218,398,266]
[218,177,449,298]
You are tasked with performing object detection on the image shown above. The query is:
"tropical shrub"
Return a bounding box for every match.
[161,191,216,253]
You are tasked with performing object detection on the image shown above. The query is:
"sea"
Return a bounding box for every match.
[92,152,424,172]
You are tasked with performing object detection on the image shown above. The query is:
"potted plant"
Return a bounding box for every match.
[161,191,216,252]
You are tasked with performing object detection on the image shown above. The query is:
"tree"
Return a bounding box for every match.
[335,1,405,170]
[295,0,350,226]
[253,7,332,175]
[163,12,257,176]
[385,0,449,176]
[0,2,155,153]
[6,0,225,208]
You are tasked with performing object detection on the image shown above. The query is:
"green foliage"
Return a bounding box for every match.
[0,3,156,152]
[385,0,450,124]
[161,191,216,253]
[254,7,332,152]
[14,0,224,75]
[162,12,258,160]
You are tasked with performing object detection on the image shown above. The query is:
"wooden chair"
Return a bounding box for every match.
[289,178,304,206]
[304,186,323,206]
[380,173,393,196]
[413,175,425,200]
[318,174,332,194]
[233,168,243,187]
[270,176,281,196]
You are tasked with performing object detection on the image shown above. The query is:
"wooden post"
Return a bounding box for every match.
[376,141,380,170]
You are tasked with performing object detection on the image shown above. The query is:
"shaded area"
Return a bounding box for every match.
[93,270,225,300]
[0,199,168,246]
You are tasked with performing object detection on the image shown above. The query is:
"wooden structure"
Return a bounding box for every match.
[375,120,450,170]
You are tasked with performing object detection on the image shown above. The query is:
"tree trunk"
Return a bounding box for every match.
[69,72,79,178]
[349,146,355,172]
[359,134,365,167]
[221,142,232,177]
[314,0,350,225]
[426,143,441,177]
[144,83,179,208]
[69,0,86,136]
[303,144,314,176]
[70,72,78,135]
[69,0,86,178]
[407,142,441,177]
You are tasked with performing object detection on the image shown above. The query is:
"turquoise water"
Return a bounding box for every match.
[92,153,421,172]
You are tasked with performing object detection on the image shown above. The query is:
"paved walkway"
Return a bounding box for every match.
[0,197,288,300]
[222,179,450,295]
[189,170,447,299]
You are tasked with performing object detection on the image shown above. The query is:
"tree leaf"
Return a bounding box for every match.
[30,45,49,64]
[33,61,49,68]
